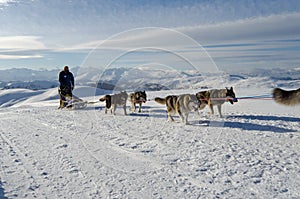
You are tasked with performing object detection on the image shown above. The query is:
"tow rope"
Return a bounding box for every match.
[236,94,273,100]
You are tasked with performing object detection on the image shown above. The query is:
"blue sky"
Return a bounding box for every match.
[0,0,300,73]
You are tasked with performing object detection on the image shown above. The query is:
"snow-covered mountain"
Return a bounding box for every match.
[1,67,299,92]
[0,68,60,82]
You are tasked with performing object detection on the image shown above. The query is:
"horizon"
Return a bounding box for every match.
[0,0,300,73]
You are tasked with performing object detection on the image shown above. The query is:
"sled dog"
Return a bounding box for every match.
[195,90,211,110]
[155,94,201,124]
[196,87,238,117]
[99,91,128,115]
[129,91,147,112]
[58,91,71,109]
[272,87,300,106]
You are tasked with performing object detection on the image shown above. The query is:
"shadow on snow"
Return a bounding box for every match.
[73,106,299,133]
[0,181,8,199]
[211,120,296,133]
[228,115,300,123]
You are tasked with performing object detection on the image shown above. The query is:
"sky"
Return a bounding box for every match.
[0,0,300,73]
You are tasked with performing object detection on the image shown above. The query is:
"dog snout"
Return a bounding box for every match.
[140,97,146,103]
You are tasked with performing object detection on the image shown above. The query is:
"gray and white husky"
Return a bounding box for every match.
[273,88,300,106]
[99,91,128,115]
[155,94,202,124]
[196,87,238,117]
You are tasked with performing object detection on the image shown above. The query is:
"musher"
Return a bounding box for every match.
[58,66,74,108]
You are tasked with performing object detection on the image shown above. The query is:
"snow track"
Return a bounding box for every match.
[0,95,299,198]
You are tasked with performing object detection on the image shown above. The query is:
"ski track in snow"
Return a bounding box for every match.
[0,92,299,198]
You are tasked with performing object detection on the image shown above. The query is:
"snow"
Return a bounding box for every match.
[0,76,299,198]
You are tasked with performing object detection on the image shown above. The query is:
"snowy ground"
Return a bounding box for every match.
[0,87,299,198]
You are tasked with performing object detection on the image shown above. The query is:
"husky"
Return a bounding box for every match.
[196,87,238,117]
[273,88,300,106]
[99,91,128,115]
[155,94,201,124]
[129,91,147,112]
[195,90,211,110]
[58,86,72,109]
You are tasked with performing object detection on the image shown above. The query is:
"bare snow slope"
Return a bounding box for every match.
[0,87,299,198]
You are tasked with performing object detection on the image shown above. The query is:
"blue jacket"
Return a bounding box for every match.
[59,70,74,89]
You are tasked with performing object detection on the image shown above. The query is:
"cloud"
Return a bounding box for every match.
[174,13,300,71]
[0,0,15,9]
[0,36,46,50]
[0,54,42,59]
[47,12,300,72]
[56,12,300,52]
[0,0,15,5]
[0,36,46,60]
[178,13,300,45]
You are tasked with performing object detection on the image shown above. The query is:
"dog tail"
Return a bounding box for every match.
[154,97,166,105]
[272,87,300,106]
[99,96,106,102]
[99,95,112,108]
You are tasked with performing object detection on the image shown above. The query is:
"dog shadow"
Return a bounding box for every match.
[128,107,168,119]
[191,114,298,133]
[228,115,300,123]
[213,121,296,133]
[0,181,8,199]
[76,106,299,133]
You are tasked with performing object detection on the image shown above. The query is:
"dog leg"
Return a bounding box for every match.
[131,102,136,112]
[167,107,174,122]
[59,98,63,109]
[138,102,142,112]
[217,105,223,117]
[123,104,127,115]
[111,104,116,115]
[177,109,185,124]
[167,114,174,122]
[209,104,214,115]
[168,117,174,122]
[184,113,189,125]
[167,111,174,122]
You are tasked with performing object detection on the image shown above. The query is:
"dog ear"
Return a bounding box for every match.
[230,87,233,91]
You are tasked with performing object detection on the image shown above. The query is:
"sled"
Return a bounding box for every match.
[65,95,88,109]
[58,88,88,110]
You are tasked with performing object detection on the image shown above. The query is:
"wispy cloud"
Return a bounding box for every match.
[0,36,46,50]
[0,0,15,5]
[0,54,42,59]
[0,0,15,9]
[0,36,45,59]
[55,12,300,51]
[179,13,300,44]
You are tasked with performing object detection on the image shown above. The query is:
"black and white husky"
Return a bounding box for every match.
[273,88,300,106]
